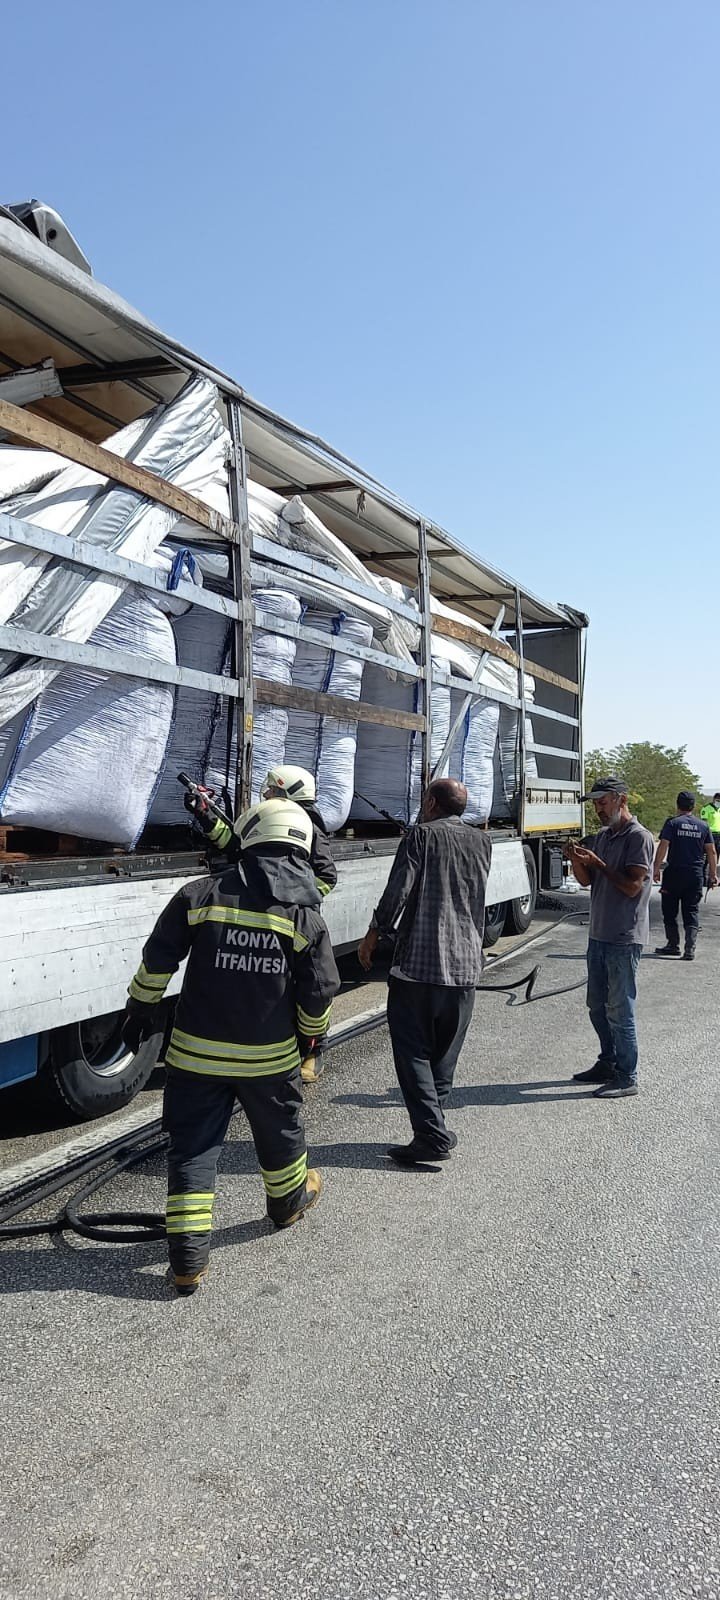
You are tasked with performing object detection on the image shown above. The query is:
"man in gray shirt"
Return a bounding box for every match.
[567,776,654,1099]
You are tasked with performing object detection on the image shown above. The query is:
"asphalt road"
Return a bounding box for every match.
[2,890,719,1599]
[0,922,554,1174]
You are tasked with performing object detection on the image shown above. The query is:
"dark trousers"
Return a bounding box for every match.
[162,1067,308,1275]
[661,871,703,950]
[386,978,475,1153]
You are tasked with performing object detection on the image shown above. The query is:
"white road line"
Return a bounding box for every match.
[0,1101,162,1200]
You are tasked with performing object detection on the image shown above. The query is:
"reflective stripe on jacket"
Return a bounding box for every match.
[127,864,340,1077]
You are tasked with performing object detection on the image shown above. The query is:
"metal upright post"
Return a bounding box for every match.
[226,398,254,816]
[578,625,587,817]
[417,518,434,794]
[515,587,527,830]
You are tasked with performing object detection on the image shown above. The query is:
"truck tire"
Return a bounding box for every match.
[46,1010,165,1121]
[483,899,507,947]
[504,845,538,936]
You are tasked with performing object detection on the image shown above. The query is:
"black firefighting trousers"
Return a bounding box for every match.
[162,1066,309,1275]
[660,869,703,951]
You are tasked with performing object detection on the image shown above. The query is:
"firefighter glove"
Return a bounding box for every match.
[121,1003,158,1056]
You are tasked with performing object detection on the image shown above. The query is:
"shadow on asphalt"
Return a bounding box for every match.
[333,1079,592,1108]
[1,1159,442,1300]
[219,1137,408,1175]
[0,1215,306,1301]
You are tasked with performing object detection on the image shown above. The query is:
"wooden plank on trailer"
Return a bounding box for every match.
[254,677,425,731]
[431,613,580,695]
[0,396,240,544]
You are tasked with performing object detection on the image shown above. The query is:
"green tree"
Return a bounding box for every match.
[583,743,702,838]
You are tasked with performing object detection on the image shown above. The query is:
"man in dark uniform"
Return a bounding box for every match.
[121,798,340,1296]
[654,791,718,960]
[184,762,337,900]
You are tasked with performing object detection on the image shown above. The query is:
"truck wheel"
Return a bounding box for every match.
[483,899,507,947]
[504,845,538,935]
[46,1011,165,1121]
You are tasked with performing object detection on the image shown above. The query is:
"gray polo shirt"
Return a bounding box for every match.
[589,818,654,945]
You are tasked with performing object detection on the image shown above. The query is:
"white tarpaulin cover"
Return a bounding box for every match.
[0,443,68,500]
[351,663,451,826]
[0,377,228,731]
[493,710,538,819]
[285,610,373,833]
[0,593,176,846]
[149,603,231,826]
[205,590,301,807]
[447,691,499,824]
[0,373,543,845]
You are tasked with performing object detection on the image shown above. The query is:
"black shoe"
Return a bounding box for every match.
[592,1080,639,1099]
[572,1060,616,1084]
[682,948,696,962]
[655,943,680,956]
[387,1139,454,1166]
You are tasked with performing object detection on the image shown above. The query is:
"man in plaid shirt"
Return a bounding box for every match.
[358,777,492,1165]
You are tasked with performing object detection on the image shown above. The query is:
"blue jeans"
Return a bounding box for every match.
[586,939,642,1086]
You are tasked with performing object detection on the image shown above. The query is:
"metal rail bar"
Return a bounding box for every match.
[526,743,581,762]
[0,622,239,700]
[515,588,527,827]
[227,399,254,814]
[254,608,420,679]
[251,532,419,622]
[0,512,238,621]
[416,519,434,792]
[0,287,165,407]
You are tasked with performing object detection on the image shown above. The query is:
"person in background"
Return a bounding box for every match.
[654,791,717,960]
[567,776,654,1100]
[700,792,720,861]
[121,799,339,1297]
[357,777,492,1165]
[184,763,337,900]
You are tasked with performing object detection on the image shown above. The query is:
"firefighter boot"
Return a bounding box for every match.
[166,1265,209,1298]
[273,1169,322,1229]
[682,936,697,962]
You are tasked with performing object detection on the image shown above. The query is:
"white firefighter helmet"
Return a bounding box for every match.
[261,764,316,805]
[234,798,313,857]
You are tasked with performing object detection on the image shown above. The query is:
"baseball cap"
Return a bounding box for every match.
[580,775,629,803]
[677,790,695,809]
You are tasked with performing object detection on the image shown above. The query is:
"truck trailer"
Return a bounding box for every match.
[0,203,587,1118]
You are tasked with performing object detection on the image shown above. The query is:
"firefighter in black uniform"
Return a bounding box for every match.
[121,798,340,1296]
[184,763,337,900]
[653,790,718,960]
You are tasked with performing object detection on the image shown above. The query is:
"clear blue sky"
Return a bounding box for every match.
[5,1,719,783]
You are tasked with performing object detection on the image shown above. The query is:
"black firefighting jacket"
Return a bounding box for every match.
[198,802,337,898]
[127,851,340,1079]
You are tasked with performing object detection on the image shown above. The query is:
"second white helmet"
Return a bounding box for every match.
[262,764,316,805]
[234,798,313,857]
